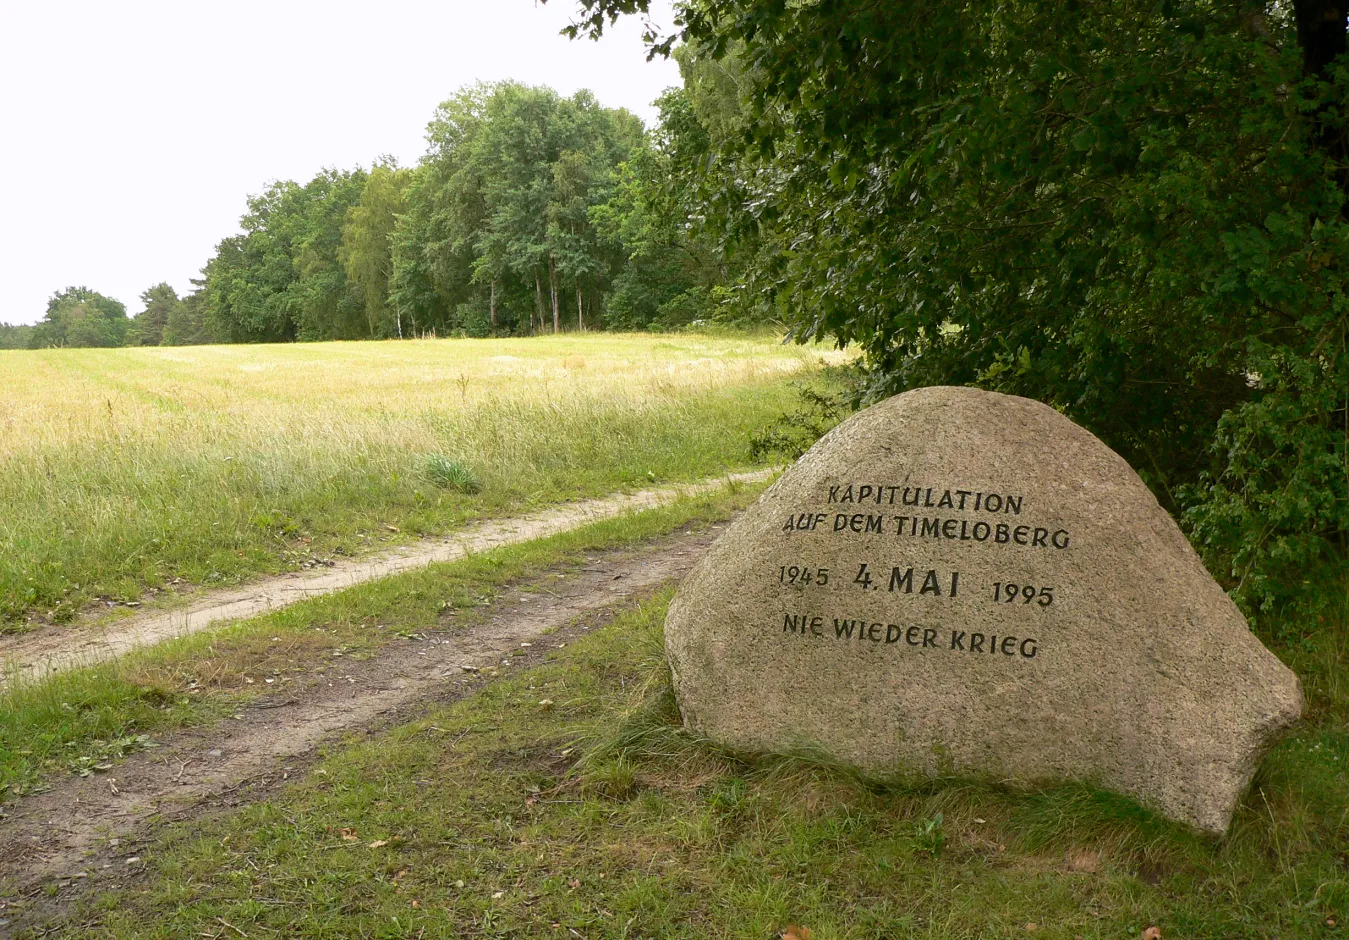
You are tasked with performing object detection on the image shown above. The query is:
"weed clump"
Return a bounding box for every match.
[424,454,481,494]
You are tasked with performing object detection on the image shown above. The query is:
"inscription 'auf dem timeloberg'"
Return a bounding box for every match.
[780,481,1071,549]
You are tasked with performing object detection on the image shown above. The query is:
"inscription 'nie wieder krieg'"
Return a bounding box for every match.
[774,479,1069,662]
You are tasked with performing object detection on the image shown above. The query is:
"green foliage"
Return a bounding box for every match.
[593,88,727,330]
[195,80,771,342]
[339,161,411,338]
[16,80,772,349]
[161,279,220,346]
[207,168,369,342]
[910,812,947,858]
[391,82,644,335]
[0,323,34,349]
[563,0,1349,628]
[749,362,864,462]
[30,286,130,349]
[65,732,158,778]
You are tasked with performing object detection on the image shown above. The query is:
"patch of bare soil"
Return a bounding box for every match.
[0,471,768,686]
[0,526,722,933]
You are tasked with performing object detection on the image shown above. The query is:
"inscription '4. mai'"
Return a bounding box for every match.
[857,563,958,597]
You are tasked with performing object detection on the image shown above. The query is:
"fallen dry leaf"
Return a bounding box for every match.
[339,828,358,841]
[781,926,813,940]
[382,523,400,533]
[368,839,389,849]
[1142,928,1162,940]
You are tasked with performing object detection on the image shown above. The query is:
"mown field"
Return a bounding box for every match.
[0,333,842,630]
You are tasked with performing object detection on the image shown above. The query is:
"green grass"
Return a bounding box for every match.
[47,587,1349,938]
[0,481,767,805]
[0,333,842,628]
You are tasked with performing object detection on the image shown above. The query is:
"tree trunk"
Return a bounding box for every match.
[1295,0,1349,180]
[549,257,560,334]
[490,279,497,329]
[577,285,584,332]
[535,270,544,333]
[395,309,402,340]
[1295,1,1347,80]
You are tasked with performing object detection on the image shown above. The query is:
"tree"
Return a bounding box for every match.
[390,85,495,335]
[592,87,727,330]
[0,323,34,350]
[187,79,742,342]
[30,286,129,348]
[559,0,1349,625]
[391,82,643,335]
[131,283,180,346]
[206,168,368,342]
[340,162,412,338]
[163,277,219,346]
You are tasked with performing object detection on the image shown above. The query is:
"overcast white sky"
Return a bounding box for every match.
[0,0,680,325]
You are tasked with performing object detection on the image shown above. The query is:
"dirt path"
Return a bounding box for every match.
[0,526,720,927]
[0,471,768,686]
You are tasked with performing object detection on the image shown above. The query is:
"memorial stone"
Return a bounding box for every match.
[665,386,1302,833]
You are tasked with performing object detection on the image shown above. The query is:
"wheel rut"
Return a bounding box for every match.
[0,525,722,929]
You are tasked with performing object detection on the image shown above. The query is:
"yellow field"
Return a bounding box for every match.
[1,333,844,627]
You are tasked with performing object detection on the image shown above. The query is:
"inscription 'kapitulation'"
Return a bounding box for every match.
[830,483,1024,514]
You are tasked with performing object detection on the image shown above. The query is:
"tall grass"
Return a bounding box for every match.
[0,334,841,627]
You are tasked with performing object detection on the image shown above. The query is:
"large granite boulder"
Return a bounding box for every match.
[665,386,1302,833]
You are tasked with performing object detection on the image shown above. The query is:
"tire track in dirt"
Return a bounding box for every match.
[0,470,769,686]
[0,526,721,924]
